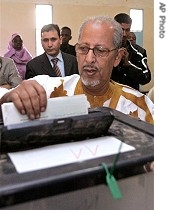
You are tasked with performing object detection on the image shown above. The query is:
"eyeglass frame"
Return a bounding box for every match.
[75,43,118,57]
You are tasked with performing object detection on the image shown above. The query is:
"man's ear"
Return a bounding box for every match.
[113,48,124,67]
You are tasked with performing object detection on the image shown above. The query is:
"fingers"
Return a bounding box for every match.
[143,162,154,173]
[1,80,47,120]
[123,48,128,55]
[19,80,47,119]
[122,49,129,62]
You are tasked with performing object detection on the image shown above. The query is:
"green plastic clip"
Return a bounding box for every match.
[102,162,122,199]
[102,141,123,199]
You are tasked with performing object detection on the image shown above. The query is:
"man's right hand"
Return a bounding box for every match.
[0,80,47,120]
[122,47,130,66]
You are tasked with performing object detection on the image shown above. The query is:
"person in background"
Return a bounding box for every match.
[4,33,32,80]
[127,31,136,45]
[60,26,76,56]
[0,15,154,125]
[0,56,22,89]
[111,13,151,91]
[127,31,149,75]
[25,24,78,79]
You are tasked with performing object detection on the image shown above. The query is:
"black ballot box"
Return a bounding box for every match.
[0,107,154,208]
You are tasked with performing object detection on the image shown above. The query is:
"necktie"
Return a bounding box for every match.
[51,58,62,77]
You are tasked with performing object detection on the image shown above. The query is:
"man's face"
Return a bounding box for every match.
[60,29,72,45]
[128,32,136,45]
[120,23,131,47]
[76,21,123,89]
[41,30,62,56]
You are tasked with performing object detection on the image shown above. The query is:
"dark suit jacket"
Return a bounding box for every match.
[25,52,78,79]
[60,44,76,56]
[111,40,151,90]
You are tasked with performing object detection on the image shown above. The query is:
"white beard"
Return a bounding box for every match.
[81,77,100,87]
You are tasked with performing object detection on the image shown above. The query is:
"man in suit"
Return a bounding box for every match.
[0,15,154,125]
[25,24,78,79]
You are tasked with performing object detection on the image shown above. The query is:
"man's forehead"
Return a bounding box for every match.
[61,29,70,34]
[42,30,58,36]
[120,22,131,30]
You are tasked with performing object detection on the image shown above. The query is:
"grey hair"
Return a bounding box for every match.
[78,15,123,49]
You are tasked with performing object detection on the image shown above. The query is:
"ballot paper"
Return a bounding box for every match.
[8,136,135,174]
[1,94,88,126]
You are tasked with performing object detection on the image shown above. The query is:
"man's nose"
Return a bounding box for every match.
[85,49,96,63]
[48,40,53,46]
[123,30,127,36]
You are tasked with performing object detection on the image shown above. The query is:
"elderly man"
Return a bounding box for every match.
[0,16,154,124]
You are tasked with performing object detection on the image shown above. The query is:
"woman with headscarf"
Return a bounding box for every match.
[4,33,32,80]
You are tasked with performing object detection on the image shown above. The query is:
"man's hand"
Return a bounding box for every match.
[122,47,130,66]
[0,80,47,120]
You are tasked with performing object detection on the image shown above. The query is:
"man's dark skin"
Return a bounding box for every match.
[60,27,76,56]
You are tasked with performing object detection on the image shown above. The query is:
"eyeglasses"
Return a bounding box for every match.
[75,44,117,57]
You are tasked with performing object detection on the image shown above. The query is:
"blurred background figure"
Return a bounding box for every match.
[60,26,76,56]
[0,56,22,89]
[4,33,32,80]
[127,31,136,45]
[111,13,151,91]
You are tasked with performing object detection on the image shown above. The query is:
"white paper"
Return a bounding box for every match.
[8,136,135,174]
[1,94,88,126]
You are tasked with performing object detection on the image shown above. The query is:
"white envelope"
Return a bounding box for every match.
[1,94,88,126]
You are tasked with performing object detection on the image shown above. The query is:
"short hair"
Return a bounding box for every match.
[41,24,60,37]
[78,15,123,49]
[114,13,132,24]
[129,32,136,38]
[61,26,72,34]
